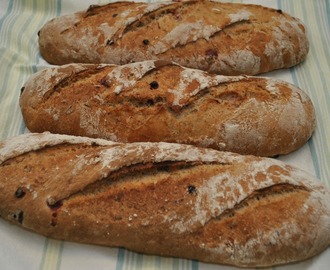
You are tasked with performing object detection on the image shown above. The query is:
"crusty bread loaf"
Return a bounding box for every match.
[38,0,309,75]
[20,61,315,157]
[0,132,329,267]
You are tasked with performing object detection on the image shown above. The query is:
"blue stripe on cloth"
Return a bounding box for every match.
[191,260,199,270]
[116,248,126,270]
[57,0,61,16]
[0,0,13,29]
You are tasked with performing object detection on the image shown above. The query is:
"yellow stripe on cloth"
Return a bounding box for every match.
[39,239,64,270]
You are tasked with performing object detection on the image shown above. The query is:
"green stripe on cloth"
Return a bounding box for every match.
[116,248,198,270]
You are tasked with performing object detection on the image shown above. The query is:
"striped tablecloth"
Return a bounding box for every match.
[0,1,329,269]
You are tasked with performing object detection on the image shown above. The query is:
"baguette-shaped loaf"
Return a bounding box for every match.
[0,132,329,267]
[20,61,316,157]
[38,0,309,75]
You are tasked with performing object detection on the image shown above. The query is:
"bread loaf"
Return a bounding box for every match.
[20,61,316,157]
[38,0,309,75]
[0,132,329,267]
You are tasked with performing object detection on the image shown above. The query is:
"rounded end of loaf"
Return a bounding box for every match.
[38,12,96,65]
[213,78,316,157]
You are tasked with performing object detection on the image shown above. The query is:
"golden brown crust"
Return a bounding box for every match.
[38,0,309,75]
[20,61,316,157]
[0,133,329,267]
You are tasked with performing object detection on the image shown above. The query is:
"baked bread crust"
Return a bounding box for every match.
[0,132,329,267]
[38,0,309,75]
[20,61,316,157]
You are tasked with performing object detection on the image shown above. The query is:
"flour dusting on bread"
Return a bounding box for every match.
[38,1,309,75]
[19,61,316,157]
[1,133,329,267]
